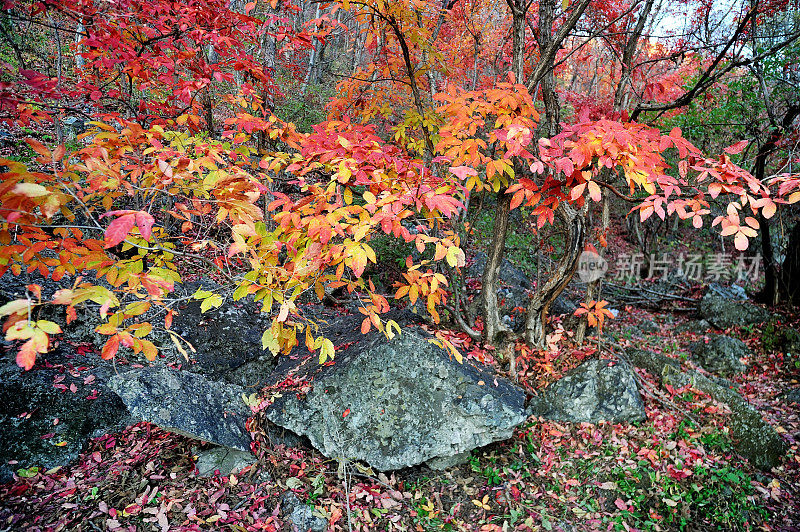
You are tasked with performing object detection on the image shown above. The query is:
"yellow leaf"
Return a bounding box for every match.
[0,299,30,317]
[35,320,62,334]
[409,285,419,304]
[140,340,157,361]
[13,182,50,198]
[348,245,367,277]
[319,338,335,364]
[261,328,280,355]
[445,246,464,268]
[6,321,35,341]
[164,332,188,361]
[385,319,401,340]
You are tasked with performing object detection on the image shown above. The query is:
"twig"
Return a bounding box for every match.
[604,281,697,302]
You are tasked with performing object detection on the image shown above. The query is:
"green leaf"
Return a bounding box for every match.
[199,294,223,313]
[233,283,250,301]
[261,328,279,355]
[17,466,40,478]
[285,477,304,490]
[192,288,214,300]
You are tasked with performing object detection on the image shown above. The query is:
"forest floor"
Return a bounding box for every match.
[1,304,800,531]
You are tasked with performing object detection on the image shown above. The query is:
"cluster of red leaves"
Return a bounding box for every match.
[0,423,293,531]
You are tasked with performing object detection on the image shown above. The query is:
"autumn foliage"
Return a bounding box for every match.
[1,0,799,370]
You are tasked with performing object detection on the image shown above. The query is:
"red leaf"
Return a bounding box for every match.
[26,138,50,157]
[449,165,477,180]
[724,140,748,155]
[135,211,155,240]
[104,214,136,248]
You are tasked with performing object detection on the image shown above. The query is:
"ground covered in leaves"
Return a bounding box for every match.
[2,307,800,531]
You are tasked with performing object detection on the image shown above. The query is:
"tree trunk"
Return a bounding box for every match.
[525,203,585,347]
[576,191,608,343]
[304,2,322,91]
[779,222,800,305]
[753,104,800,304]
[481,191,514,346]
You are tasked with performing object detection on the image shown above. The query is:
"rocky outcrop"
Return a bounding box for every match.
[467,252,532,329]
[262,312,527,471]
[109,366,253,451]
[0,348,129,483]
[194,446,256,477]
[169,295,277,387]
[529,359,646,424]
[706,282,748,301]
[467,252,532,290]
[281,491,327,532]
[675,319,713,334]
[550,295,578,317]
[627,349,786,470]
[781,388,800,404]
[1,273,277,387]
[689,335,750,376]
[699,286,771,330]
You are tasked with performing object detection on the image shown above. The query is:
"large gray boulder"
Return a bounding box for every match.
[530,359,646,424]
[689,335,750,376]
[699,287,771,330]
[263,313,527,470]
[0,349,128,483]
[467,252,531,290]
[706,282,748,300]
[108,366,253,451]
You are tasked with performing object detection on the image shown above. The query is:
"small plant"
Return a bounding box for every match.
[482,465,502,486]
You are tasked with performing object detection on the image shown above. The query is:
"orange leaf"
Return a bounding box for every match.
[101,335,120,360]
[26,138,50,158]
[16,340,37,370]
